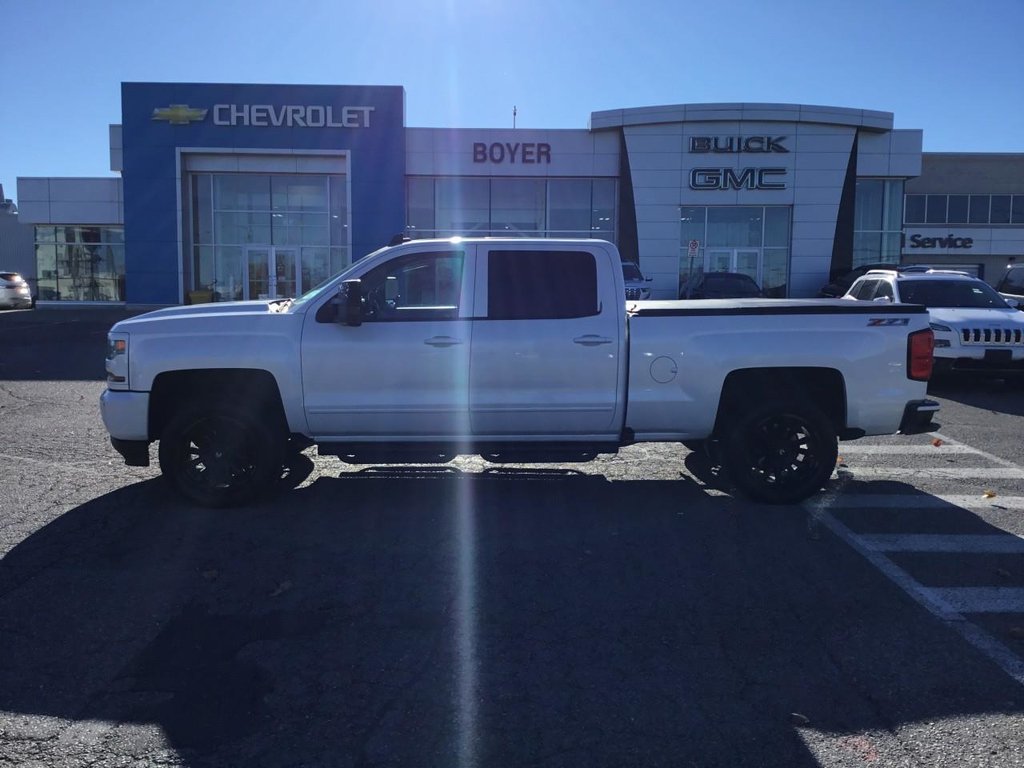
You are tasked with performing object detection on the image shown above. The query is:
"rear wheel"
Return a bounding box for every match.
[721,400,837,504]
[158,402,284,508]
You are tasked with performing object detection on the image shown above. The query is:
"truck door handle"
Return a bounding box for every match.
[573,335,613,346]
[424,336,463,347]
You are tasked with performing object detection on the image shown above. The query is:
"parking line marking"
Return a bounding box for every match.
[929,431,1024,470]
[808,494,1024,511]
[845,467,1024,480]
[860,533,1024,553]
[805,468,1024,687]
[839,444,981,455]
[927,587,1024,614]
[0,452,130,478]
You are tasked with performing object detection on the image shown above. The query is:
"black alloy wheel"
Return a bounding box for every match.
[158,403,283,508]
[722,400,838,504]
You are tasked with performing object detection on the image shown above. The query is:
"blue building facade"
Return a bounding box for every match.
[121,82,405,304]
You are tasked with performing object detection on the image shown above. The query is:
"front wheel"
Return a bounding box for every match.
[721,400,837,505]
[158,402,284,508]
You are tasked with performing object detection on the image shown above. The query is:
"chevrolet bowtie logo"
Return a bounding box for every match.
[151,104,208,124]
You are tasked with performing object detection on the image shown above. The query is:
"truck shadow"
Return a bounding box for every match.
[928,374,1024,418]
[1,471,1022,766]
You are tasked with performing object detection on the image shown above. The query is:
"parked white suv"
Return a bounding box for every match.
[843,269,1024,377]
[0,272,32,309]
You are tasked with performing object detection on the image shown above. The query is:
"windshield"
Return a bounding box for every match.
[621,262,643,280]
[899,279,1010,309]
[286,246,391,311]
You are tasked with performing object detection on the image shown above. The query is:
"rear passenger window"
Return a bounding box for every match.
[487,250,597,320]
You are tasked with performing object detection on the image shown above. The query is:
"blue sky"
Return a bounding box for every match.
[1,0,1022,204]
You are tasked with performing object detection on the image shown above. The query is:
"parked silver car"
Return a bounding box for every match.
[0,272,32,309]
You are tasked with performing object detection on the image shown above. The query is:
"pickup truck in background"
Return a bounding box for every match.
[101,238,938,508]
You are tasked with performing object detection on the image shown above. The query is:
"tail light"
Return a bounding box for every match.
[908,328,935,381]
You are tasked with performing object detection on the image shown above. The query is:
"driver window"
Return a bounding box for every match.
[360,250,464,321]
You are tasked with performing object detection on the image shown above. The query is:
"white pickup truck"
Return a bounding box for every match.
[101,238,938,508]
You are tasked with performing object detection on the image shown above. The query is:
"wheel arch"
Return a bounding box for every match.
[148,368,288,442]
[713,367,847,435]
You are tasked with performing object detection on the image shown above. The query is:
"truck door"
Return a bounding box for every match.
[469,245,623,438]
[301,245,473,438]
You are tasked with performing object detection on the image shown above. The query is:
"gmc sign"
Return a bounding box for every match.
[689,167,787,190]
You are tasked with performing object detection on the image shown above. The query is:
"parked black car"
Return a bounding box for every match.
[680,271,763,299]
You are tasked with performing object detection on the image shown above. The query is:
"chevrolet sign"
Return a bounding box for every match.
[212,104,374,128]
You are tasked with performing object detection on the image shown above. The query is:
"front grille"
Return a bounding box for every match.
[960,327,1024,345]
[625,287,642,300]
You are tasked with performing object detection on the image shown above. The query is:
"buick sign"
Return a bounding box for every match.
[690,136,789,153]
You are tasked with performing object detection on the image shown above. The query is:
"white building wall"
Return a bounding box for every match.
[16,177,123,225]
[624,120,857,298]
[406,128,618,177]
[600,104,918,298]
[902,226,1024,283]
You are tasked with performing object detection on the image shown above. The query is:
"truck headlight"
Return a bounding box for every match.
[929,322,952,333]
[106,333,129,388]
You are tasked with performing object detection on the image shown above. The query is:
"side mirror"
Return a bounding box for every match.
[341,279,363,326]
[873,295,893,303]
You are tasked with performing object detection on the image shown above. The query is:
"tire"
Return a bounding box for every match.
[158,402,284,508]
[721,399,837,505]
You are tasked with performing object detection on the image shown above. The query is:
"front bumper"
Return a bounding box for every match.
[0,293,32,309]
[933,353,1024,375]
[933,327,1024,373]
[102,390,152,466]
[100,389,150,441]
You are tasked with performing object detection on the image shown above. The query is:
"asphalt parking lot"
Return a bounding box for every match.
[1,307,1024,768]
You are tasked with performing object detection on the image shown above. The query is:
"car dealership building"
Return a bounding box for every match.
[14,82,1024,305]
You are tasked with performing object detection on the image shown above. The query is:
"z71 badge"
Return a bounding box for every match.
[867,318,910,326]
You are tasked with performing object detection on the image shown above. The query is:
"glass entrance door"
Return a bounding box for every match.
[244,246,300,299]
[273,248,298,298]
[705,249,761,284]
